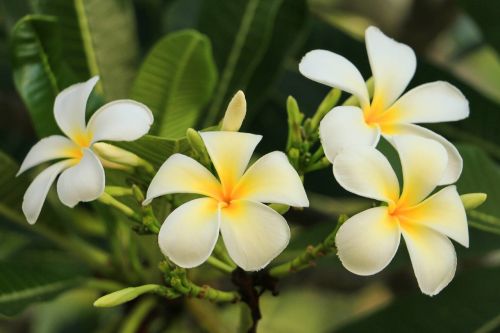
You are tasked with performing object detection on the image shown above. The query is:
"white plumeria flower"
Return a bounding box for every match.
[144,131,309,271]
[299,26,469,185]
[333,135,468,296]
[17,77,153,224]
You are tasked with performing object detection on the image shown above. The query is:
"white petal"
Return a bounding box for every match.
[299,50,370,108]
[391,135,447,207]
[87,100,153,143]
[17,136,79,176]
[333,147,399,203]
[388,81,469,124]
[199,131,261,194]
[401,225,457,296]
[365,26,416,109]
[54,76,99,140]
[387,124,462,185]
[401,185,468,247]
[158,198,220,268]
[144,154,222,204]
[56,149,105,208]
[22,160,72,224]
[232,151,308,207]
[336,207,401,275]
[220,200,290,271]
[319,106,380,162]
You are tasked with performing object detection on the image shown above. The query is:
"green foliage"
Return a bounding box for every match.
[10,15,75,137]
[0,256,88,316]
[458,0,500,54]
[32,0,140,99]
[457,145,500,234]
[131,30,217,138]
[337,267,500,333]
[198,0,307,125]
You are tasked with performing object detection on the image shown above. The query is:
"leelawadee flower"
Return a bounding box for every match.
[333,135,468,296]
[17,76,153,224]
[144,131,309,271]
[299,26,469,184]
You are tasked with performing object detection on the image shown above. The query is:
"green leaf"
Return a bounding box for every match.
[0,149,30,216]
[113,135,190,170]
[458,0,500,54]
[131,30,217,138]
[198,0,307,125]
[337,267,500,333]
[32,0,140,99]
[0,256,88,316]
[457,144,500,235]
[10,15,76,137]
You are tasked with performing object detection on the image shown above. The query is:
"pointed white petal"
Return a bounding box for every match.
[199,131,261,193]
[336,207,401,275]
[299,50,370,108]
[144,154,222,204]
[158,198,220,268]
[391,135,447,207]
[365,26,416,109]
[56,149,105,208]
[87,100,153,143]
[401,185,468,247]
[17,136,79,175]
[22,160,72,224]
[401,225,457,296]
[333,147,399,203]
[388,81,469,124]
[54,76,99,140]
[220,200,290,271]
[386,124,462,185]
[319,106,380,162]
[232,151,308,207]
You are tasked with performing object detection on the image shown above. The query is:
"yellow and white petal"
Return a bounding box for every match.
[319,106,380,162]
[56,149,105,208]
[17,135,79,176]
[401,185,468,247]
[87,100,153,143]
[401,224,457,296]
[199,131,261,193]
[158,198,220,268]
[333,147,399,203]
[365,26,416,109]
[220,200,290,271]
[387,81,469,124]
[387,124,462,185]
[392,135,447,207]
[143,154,222,204]
[336,207,400,275]
[232,151,308,207]
[22,160,72,224]
[299,50,370,108]
[54,76,99,141]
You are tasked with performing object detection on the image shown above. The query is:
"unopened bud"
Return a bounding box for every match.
[460,193,487,210]
[221,90,246,131]
[93,284,161,307]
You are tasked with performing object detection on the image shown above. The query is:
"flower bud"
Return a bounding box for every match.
[93,284,161,307]
[221,90,246,131]
[460,193,487,210]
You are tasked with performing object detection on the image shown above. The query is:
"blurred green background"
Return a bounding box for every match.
[0,0,499,332]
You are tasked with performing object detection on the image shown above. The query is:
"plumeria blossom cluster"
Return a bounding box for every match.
[17,26,473,297]
[299,26,469,295]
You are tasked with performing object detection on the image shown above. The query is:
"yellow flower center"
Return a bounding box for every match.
[362,97,398,134]
[66,131,93,160]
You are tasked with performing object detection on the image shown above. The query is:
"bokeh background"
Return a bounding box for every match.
[0,0,499,332]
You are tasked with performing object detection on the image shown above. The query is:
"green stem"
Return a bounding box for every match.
[98,193,140,221]
[120,297,157,333]
[207,256,235,274]
[105,186,134,197]
[304,157,330,173]
[310,88,341,130]
[269,215,347,278]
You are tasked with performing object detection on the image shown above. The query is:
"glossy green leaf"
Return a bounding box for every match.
[32,0,140,99]
[131,30,217,138]
[198,0,307,125]
[113,135,190,170]
[458,0,500,54]
[0,256,88,316]
[457,144,500,235]
[10,15,76,137]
